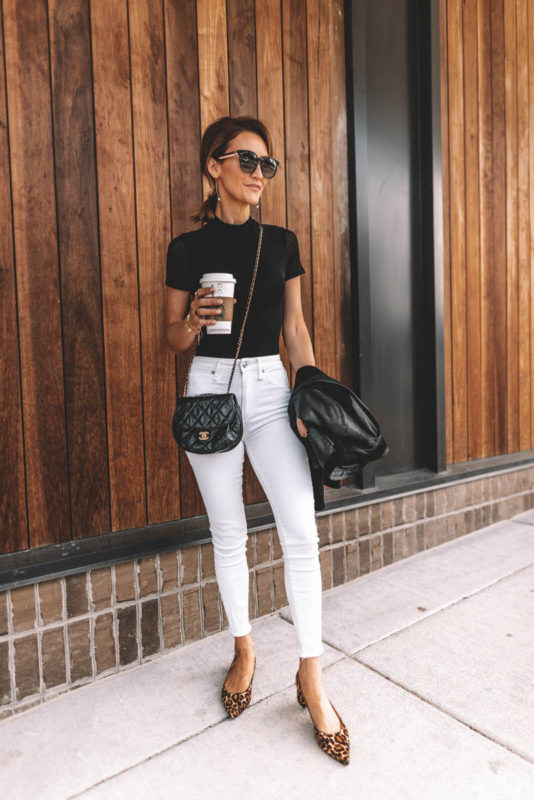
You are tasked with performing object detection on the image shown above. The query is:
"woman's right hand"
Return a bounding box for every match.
[189,287,226,329]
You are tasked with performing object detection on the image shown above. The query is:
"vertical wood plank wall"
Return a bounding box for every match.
[0,0,351,553]
[4,0,532,555]
[441,0,534,464]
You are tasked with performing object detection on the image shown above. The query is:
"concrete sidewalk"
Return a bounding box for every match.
[2,509,534,800]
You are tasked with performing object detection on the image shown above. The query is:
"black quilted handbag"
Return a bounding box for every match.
[172,224,263,454]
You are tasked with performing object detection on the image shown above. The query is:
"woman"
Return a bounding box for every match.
[165,115,349,765]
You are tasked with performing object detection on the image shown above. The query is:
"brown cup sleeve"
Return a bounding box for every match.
[217,296,234,321]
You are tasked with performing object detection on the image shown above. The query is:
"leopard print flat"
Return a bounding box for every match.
[295,668,350,766]
[221,654,256,719]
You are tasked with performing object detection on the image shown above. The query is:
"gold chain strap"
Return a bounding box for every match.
[182,223,264,397]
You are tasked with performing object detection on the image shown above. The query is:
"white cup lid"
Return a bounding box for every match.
[200,273,236,283]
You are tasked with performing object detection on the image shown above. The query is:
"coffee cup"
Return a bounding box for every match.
[199,273,236,334]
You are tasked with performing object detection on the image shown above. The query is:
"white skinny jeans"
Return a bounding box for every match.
[185,353,325,658]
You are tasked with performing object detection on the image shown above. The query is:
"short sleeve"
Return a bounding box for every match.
[285,229,306,281]
[165,235,196,292]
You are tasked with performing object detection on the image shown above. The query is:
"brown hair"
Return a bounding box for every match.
[190,115,273,225]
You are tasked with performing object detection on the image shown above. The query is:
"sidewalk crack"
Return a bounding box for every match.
[349,657,534,767]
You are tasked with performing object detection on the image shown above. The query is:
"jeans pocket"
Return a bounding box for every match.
[263,366,289,387]
[213,375,235,394]
[186,369,214,397]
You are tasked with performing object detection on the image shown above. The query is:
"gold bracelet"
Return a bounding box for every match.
[184,312,201,334]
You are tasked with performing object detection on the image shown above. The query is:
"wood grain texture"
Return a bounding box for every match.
[306,0,337,375]
[329,0,352,389]
[165,0,203,232]
[463,0,482,459]
[3,0,70,546]
[196,0,229,127]
[440,0,453,466]
[1,0,354,551]
[165,0,210,517]
[0,5,27,552]
[477,0,495,458]
[516,0,531,450]
[490,0,507,454]
[442,0,534,461]
[197,0,229,206]
[446,0,468,463]
[129,0,180,524]
[255,0,289,396]
[226,0,260,234]
[282,0,313,350]
[227,0,263,506]
[227,0,257,117]
[185,0,231,517]
[255,0,286,229]
[504,0,519,452]
[90,0,146,530]
[165,0,205,519]
[48,0,110,539]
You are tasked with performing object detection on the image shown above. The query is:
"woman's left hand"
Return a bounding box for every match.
[296,418,308,438]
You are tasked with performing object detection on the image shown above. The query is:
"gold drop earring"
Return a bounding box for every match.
[216,179,221,202]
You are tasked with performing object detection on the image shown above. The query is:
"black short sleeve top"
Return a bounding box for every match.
[165,215,305,358]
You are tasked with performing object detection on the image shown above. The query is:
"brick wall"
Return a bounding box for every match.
[1,466,533,719]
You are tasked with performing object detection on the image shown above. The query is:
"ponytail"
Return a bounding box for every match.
[190,185,218,226]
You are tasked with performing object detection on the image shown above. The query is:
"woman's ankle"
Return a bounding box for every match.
[234,632,255,654]
[298,656,322,684]
[299,655,321,669]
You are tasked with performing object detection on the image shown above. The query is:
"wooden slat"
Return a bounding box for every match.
[196,0,229,207]
[3,0,70,547]
[165,0,202,232]
[48,0,110,538]
[330,0,354,490]
[129,0,180,524]
[255,0,286,230]
[165,0,204,519]
[516,0,531,450]
[0,5,27,552]
[447,0,468,462]
[282,0,313,350]
[306,0,337,374]
[490,0,507,453]
[227,0,257,118]
[90,0,146,530]
[226,0,260,234]
[329,0,352,388]
[504,0,519,452]
[440,0,453,466]
[463,0,482,459]
[477,0,495,458]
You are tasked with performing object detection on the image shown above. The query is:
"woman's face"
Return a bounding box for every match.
[207,131,270,208]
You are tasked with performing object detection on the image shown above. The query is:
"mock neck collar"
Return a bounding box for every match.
[208,214,257,230]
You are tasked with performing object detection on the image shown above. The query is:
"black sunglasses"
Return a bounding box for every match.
[216,149,279,179]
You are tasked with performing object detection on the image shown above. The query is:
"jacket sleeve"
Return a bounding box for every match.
[287,392,325,511]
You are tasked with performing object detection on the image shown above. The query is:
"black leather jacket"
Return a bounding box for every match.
[287,365,389,511]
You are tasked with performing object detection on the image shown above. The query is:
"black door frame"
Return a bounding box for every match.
[344,0,446,485]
